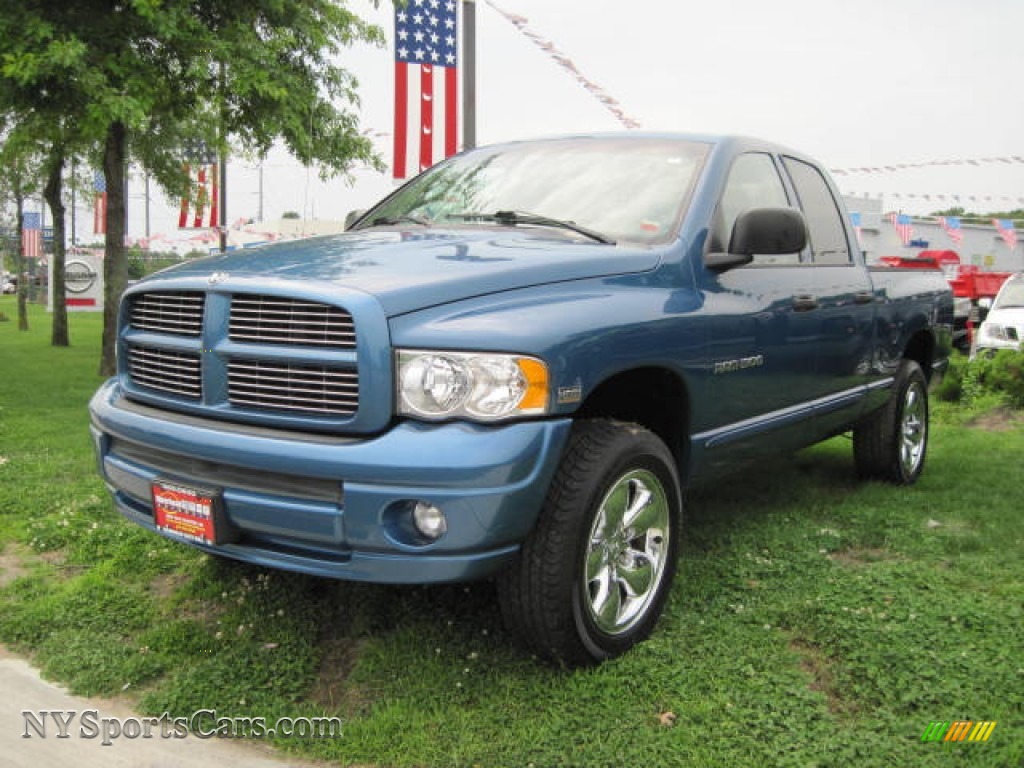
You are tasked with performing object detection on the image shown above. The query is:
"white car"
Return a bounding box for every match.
[974,272,1024,356]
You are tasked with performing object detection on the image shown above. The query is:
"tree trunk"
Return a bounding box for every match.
[14,194,29,332]
[44,148,69,347]
[99,121,127,377]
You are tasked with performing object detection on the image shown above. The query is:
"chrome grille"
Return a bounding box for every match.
[127,346,202,400]
[228,360,358,416]
[230,295,356,349]
[129,292,205,336]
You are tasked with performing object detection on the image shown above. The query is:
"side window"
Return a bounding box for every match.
[715,153,795,266]
[782,157,851,265]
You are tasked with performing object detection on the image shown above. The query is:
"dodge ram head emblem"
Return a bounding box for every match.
[208,272,229,286]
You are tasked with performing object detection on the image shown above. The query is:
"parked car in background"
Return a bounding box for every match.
[973,272,1024,356]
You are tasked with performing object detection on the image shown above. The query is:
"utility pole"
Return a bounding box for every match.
[219,154,227,253]
[462,0,476,150]
[70,157,77,246]
[258,160,264,223]
[218,59,228,254]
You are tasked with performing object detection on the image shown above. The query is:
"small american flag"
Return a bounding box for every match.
[993,218,1017,250]
[849,211,863,244]
[94,170,107,234]
[393,0,458,180]
[939,216,963,245]
[889,213,913,246]
[22,212,43,258]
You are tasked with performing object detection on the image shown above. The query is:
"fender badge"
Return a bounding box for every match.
[557,381,583,405]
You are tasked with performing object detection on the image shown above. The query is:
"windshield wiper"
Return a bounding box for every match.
[445,210,616,245]
[370,215,430,227]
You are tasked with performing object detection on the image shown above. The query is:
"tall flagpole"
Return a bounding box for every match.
[219,60,228,253]
[219,152,227,253]
[462,0,476,150]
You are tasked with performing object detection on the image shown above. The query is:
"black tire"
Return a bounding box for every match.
[854,359,929,484]
[497,419,681,666]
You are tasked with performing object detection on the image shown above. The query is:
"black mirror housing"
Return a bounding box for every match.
[730,207,807,256]
[705,207,808,272]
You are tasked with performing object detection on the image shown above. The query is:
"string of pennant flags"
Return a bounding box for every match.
[831,155,1024,176]
[482,0,641,130]
[843,190,1024,207]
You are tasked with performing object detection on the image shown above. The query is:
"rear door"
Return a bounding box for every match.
[781,156,874,423]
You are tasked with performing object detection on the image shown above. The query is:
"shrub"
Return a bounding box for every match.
[934,348,1024,408]
[972,348,1024,408]
[935,351,967,403]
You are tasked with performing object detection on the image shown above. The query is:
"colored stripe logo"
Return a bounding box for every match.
[921,721,997,742]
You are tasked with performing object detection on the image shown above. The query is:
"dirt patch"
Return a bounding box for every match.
[789,639,854,716]
[827,547,901,568]
[309,635,372,716]
[0,544,31,588]
[965,406,1024,432]
[148,572,188,601]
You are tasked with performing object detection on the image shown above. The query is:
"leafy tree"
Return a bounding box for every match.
[0,0,384,373]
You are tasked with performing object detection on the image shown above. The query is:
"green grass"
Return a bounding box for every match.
[1,296,1022,767]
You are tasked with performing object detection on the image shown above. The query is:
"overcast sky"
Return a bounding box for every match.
[67,0,1024,240]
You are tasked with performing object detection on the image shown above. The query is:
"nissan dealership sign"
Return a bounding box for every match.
[65,260,98,294]
[49,250,104,312]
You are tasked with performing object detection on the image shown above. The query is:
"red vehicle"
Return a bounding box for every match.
[878,250,1013,350]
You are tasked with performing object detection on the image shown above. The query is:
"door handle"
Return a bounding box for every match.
[854,291,875,304]
[793,294,819,312]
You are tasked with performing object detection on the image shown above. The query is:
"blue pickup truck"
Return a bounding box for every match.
[90,133,952,664]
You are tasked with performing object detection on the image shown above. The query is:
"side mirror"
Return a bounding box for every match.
[345,209,367,230]
[705,207,808,272]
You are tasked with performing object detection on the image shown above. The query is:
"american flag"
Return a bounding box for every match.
[939,216,963,245]
[849,211,863,244]
[889,212,913,246]
[22,212,43,258]
[393,0,458,180]
[993,218,1018,250]
[178,163,219,228]
[93,170,107,234]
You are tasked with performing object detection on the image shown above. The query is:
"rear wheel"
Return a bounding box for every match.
[854,360,929,484]
[497,419,681,665]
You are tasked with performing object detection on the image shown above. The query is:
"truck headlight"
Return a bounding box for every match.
[397,350,549,421]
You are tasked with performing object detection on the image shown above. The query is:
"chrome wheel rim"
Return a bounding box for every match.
[583,469,671,636]
[900,381,927,477]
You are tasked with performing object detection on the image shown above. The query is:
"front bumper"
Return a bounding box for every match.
[89,379,571,583]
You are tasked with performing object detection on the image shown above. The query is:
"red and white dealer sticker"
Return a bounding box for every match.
[152,480,220,545]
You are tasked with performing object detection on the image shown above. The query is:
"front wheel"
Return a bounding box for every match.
[497,420,681,666]
[854,360,930,484]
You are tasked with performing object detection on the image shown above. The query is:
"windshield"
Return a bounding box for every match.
[358,137,709,245]
[994,276,1024,309]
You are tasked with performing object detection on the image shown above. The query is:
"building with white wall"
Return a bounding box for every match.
[843,195,1022,272]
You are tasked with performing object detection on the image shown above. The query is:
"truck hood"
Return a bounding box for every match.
[149,228,664,316]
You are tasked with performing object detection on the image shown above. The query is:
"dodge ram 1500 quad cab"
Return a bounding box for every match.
[90,133,952,664]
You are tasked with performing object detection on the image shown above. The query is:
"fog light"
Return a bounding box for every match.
[412,502,447,540]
